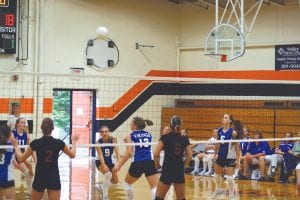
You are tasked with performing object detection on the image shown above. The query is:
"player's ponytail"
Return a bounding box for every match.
[232,120,243,139]
[41,118,54,136]
[144,119,153,126]
[132,117,153,130]
[0,125,11,157]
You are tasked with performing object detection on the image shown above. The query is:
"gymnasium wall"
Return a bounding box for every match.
[42,0,179,75]
[178,3,300,70]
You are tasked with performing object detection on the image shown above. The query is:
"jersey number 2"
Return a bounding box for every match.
[45,150,53,163]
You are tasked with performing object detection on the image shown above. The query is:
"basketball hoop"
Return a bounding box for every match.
[204,53,228,62]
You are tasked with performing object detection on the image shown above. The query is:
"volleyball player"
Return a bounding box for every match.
[95,126,120,200]
[154,116,192,200]
[0,125,15,200]
[11,118,79,200]
[13,117,34,194]
[212,113,241,199]
[113,117,158,200]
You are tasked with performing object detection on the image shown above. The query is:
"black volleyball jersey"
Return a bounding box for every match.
[160,132,190,174]
[30,136,65,180]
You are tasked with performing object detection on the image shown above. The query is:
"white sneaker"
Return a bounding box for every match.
[204,171,212,176]
[211,173,215,177]
[199,171,206,176]
[191,170,198,175]
[233,174,239,179]
[224,175,229,179]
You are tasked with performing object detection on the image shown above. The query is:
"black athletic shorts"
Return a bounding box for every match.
[160,171,185,185]
[32,176,61,192]
[128,160,157,178]
[216,155,236,168]
[0,180,15,189]
[95,160,115,171]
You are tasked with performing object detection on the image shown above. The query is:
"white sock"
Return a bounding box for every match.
[103,172,112,198]
[214,174,222,190]
[151,187,157,200]
[234,168,239,176]
[124,182,134,200]
[194,156,200,172]
[24,171,33,193]
[227,176,235,196]
[202,161,208,173]
[207,158,213,173]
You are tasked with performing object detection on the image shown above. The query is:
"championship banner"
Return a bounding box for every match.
[275,44,300,71]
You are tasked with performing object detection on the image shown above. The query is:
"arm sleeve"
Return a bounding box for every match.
[59,140,66,151]
[159,135,167,145]
[30,140,37,151]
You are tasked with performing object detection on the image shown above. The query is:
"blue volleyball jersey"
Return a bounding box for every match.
[98,137,114,165]
[240,137,250,156]
[130,130,153,162]
[279,142,294,153]
[248,141,272,155]
[13,130,28,145]
[0,142,14,183]
[217,127,233,157]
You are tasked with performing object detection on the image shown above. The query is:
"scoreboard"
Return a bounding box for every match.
[0,0,17,54]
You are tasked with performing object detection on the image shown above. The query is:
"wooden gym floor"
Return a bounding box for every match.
[14,156,298,200]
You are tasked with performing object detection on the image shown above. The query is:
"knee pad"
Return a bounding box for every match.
[203,157,208,163]
[194,156,200,161]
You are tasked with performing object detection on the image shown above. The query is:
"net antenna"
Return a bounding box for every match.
[204,0,264,62]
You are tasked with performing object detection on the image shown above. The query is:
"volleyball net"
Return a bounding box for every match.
[1,70,300,151]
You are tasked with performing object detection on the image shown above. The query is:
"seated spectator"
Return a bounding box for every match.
[190,128,217,176]
[240,130,273,181]
[238,127,250,178]
[276,132,297,183]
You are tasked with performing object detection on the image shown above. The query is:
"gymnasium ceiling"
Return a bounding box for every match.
[169,0,285,8]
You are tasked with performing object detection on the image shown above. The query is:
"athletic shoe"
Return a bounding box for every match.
[233,174,239,179]
[204,171,212,176]
[211,173,215,177]
[191,170,198,176]
[257,176,266,182]
[224,175,229,179]
[239,175,248,180]
[271,167,276,177]
[199,171,206,176]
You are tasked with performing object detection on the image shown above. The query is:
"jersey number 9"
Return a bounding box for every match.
[104,149,110,157]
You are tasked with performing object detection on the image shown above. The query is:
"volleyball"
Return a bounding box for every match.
[96,26,109,38]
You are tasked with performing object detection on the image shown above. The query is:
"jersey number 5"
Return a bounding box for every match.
[45,150,53,163]
[175,143,181,155]
[0,154,5,165]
